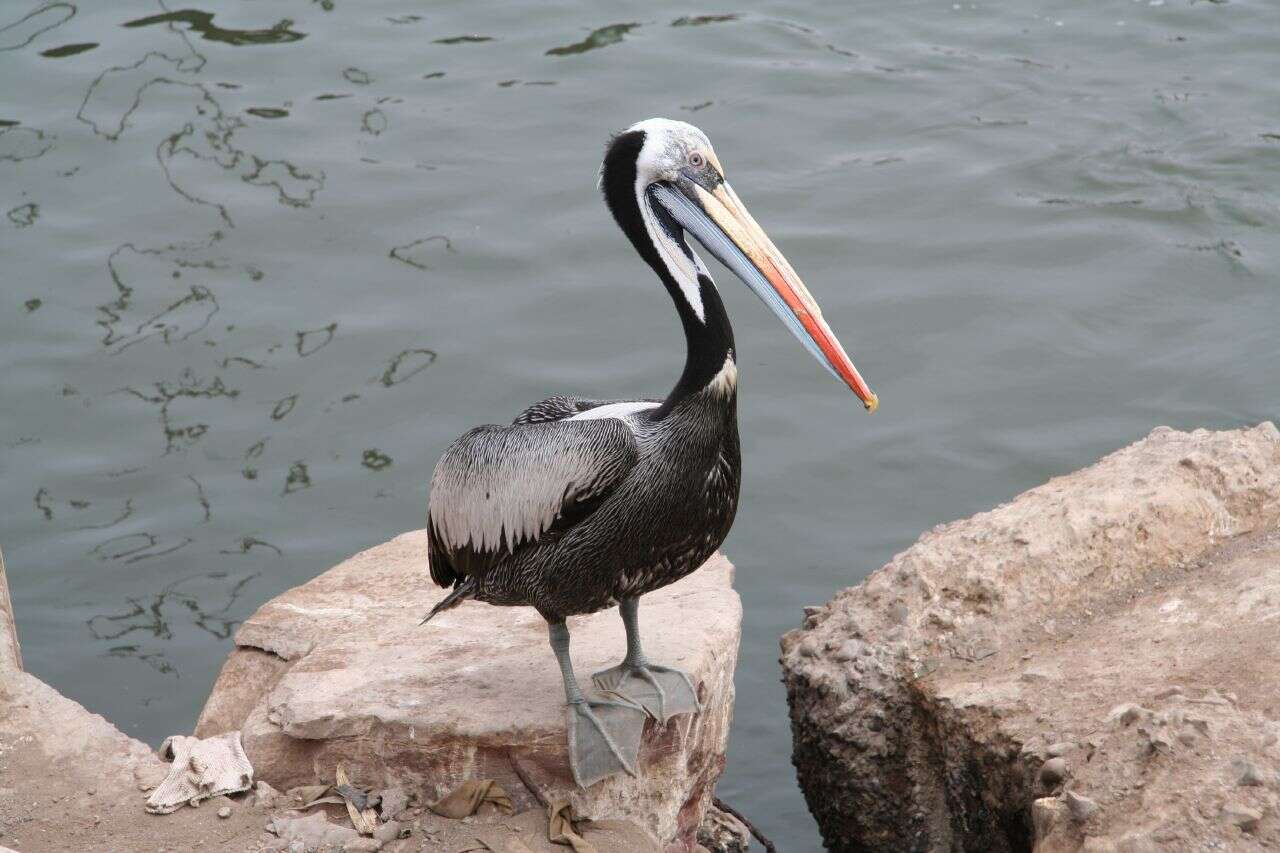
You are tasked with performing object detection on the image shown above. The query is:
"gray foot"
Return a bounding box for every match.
[566,698,647,788]
[592,662,700,723]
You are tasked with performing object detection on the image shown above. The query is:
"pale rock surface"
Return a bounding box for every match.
[782,423,1280,851]
[0,546,20,673]
[0,549,280,851]
[0,541,677,851]
[197,532,741,852]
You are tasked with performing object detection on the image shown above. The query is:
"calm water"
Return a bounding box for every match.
[3,0,1277,847]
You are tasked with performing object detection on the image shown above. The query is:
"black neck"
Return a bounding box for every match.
[600,130,736,415]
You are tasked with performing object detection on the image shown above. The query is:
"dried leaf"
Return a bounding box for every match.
[547,799,597,853]
[291,784,330,804]
[335,764,378,835]
[299,796,348,809]
[430,779,514,818]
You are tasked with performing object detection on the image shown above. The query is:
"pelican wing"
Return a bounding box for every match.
[512,396,602,424]
[426,418,639,588]
[511,395,659,425]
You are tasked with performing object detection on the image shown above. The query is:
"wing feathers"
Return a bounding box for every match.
[511,395,660,425]
[426,419,638,584]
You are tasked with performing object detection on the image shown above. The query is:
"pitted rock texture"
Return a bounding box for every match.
[782,423,1280,852]
[197,531,741,852]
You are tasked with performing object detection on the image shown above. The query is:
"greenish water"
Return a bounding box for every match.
[2,1,1277,847]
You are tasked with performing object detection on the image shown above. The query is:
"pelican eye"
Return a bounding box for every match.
[688,151,706,168]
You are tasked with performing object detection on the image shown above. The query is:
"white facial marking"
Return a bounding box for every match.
[642,198,706,321]
[627,118,718,324]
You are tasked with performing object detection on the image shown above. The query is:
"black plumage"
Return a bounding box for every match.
[425,130,742,622]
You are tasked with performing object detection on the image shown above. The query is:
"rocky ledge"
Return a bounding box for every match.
[197,532,742,852]
[0,538,745,851]
[1,547,277,852]
[782,423,1280,851]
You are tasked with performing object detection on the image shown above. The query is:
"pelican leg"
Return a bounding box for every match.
[592,596,701,723]
[548,619,646,788]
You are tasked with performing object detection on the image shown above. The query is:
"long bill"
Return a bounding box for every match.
[648,178,878,412]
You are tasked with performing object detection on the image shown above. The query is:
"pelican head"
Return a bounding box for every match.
[601,118,877,412]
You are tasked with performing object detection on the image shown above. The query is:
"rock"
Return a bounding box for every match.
[1046,742,1074,758]
[1231,758,1267,787]
[1031,797,1068,844]
[195,647,289,738]
[1039,758,1069,788]
[372,820,403,843]
[252,780,282,808]
[1020,664,1059,683]
[134,761,168,793]
[1107,704,1149,727]
[0,546,21,673]
[782,423,1280,852]
[1082,832,1162,853]
[697,804,751,852]
[373,787,408,821]
[1222,803,1262,834]
[1063,790,1099,822]
[197,533,740,850]
[217,806,232,819]
[342,839,382,852]
[270,812,361,848]
[833,639,868,662]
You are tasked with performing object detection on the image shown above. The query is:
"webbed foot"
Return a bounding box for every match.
[592,661,700,723]
[566,697,647,788]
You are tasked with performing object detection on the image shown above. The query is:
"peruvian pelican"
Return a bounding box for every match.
[424,118,877,787]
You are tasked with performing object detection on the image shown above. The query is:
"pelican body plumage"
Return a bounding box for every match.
[423,119,875,787]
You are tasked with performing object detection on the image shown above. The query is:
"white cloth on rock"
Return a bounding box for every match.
[144,731,253,814]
